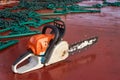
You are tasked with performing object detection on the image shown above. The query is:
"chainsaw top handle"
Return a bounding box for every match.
[41,20,66,64]
[42,24,60,44]
[42,20,66,42]
[41,24,60,64]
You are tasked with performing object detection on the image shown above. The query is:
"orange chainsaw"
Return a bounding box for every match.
[12,20,98,74]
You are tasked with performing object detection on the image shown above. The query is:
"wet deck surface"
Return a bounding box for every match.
[0,2,120,80]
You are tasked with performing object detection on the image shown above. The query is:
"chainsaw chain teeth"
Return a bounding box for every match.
[68,37,98,54]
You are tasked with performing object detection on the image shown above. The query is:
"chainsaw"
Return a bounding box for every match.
[12,20,98,74]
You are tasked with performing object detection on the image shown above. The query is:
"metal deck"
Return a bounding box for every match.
[0,1,120,80]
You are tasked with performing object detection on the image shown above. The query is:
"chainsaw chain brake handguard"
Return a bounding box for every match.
[12,20,69,74]
[41,20,66,64]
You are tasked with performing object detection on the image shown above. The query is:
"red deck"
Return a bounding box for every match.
[0,2,120,80]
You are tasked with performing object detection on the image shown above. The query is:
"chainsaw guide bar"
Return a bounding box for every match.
[68,36,98,54]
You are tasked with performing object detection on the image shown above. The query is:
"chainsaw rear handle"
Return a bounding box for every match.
[41,25,60,64]
[12,50,33,73]
[13,50,32,66]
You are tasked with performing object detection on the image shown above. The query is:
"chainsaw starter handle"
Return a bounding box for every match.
[41,25,60,64]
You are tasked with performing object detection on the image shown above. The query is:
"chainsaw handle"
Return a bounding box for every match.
[42,24,60,43]
[42,20,66,42]
[12,51,33,73]
[41,25,60,64]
